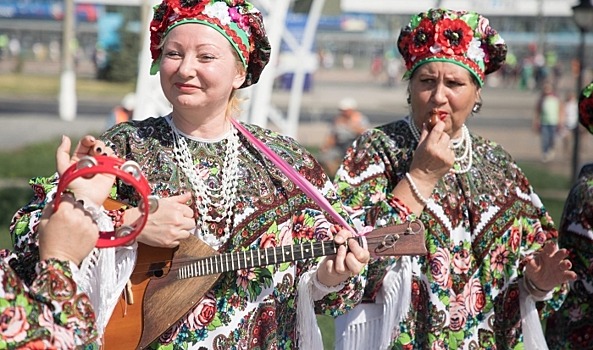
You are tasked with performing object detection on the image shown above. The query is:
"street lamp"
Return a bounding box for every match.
[571,0,593,183]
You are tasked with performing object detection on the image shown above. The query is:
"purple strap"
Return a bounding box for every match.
[231,119,355,234]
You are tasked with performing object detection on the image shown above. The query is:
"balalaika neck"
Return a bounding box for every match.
[176,237,363,280]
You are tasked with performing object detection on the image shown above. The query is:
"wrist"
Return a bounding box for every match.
[405,172,431,206]
[523,275,553,297]
[316,260,352,288]
[315,269,349,289]
[40,250,81,267]
[313,270,347,291]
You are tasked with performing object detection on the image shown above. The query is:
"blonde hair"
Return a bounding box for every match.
[226,51,248,118]
[227,90,246,118]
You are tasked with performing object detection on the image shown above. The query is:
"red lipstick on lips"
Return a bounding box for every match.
[427,109,447,130]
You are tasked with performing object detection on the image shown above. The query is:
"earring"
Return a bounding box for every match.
[406,94,411,105]
[472,100,482,114]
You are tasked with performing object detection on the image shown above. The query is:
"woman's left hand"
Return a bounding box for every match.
[316,229,370,287]
[524,241,577,292]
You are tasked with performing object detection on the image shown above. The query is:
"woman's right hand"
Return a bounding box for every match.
[129,192,195,248]
[409,120,455,185]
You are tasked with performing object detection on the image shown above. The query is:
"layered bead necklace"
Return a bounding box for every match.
[407,117,473,174]
[169,116,241,249]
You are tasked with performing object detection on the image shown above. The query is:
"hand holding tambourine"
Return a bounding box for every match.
[52,135,157,248]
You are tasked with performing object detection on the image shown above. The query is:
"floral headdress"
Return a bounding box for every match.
[579,81,593,135]
[397,8,507,86]
[149,0,271,88]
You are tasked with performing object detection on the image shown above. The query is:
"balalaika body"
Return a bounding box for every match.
[102,219,426,349]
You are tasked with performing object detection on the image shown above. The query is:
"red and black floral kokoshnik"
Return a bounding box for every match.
[397,8,507,86]
[149,0,271,88]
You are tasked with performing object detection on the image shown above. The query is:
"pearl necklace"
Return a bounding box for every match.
[169,117,241,249]
[407,117,473,174]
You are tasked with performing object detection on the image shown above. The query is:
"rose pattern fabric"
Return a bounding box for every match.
[10,117,365,350]
[0,255,97,348]
[545,164,593,349]
[334,118,568,349]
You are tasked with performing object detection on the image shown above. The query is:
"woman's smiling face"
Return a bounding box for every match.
[159,23,246,112]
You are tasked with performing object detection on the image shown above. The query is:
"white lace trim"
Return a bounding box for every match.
[519,278,550,350]
[297,268,326,350]
[334,256,412,350]
[72,209,136,339]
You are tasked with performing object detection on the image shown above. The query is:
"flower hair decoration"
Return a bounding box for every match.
[579,81,593,135]
[397,8,507,86]
[149,0,271,88]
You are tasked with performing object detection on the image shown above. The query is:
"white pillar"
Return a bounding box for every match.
[247,0,290,128]
[285,0,325,138]
[59,0,77,121]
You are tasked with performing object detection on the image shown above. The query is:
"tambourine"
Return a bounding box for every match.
[53,155,158,248]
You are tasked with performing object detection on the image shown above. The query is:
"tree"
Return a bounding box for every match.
[96,6,141,83]
[98,23,140,82]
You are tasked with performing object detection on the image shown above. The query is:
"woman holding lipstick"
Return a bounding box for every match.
[332,8,575,350]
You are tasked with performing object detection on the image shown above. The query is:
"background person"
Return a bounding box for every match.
[320,97,369,176]
[545,81,593,349]
[559,90,579,155]
[10,1,370,349]
[533,81,562,162]
[106,92,136,128]
[2,135,116,348]
[332,8,575,350]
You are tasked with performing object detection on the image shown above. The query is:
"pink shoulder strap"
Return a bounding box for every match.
[231,119,355,233]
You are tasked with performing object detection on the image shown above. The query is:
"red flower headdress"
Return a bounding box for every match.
[149,0,271,88]
[397,8,507,86]
[579,81,593,135]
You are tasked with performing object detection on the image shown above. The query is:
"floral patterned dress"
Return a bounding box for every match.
[0,252,97,348]
[10,117,364,350]
[334,118,566,349]
[545,164,593,349]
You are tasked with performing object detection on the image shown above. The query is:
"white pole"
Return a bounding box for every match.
[247,0,290,128]
[285,0,325,138]
[59,0,77,121]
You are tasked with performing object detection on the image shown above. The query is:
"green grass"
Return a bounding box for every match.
[0,73,135,100]
[516,161,571,225]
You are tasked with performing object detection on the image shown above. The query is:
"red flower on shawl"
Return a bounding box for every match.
[408,18,435,57]
[292,213,315,239]
[435,18,473,56]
